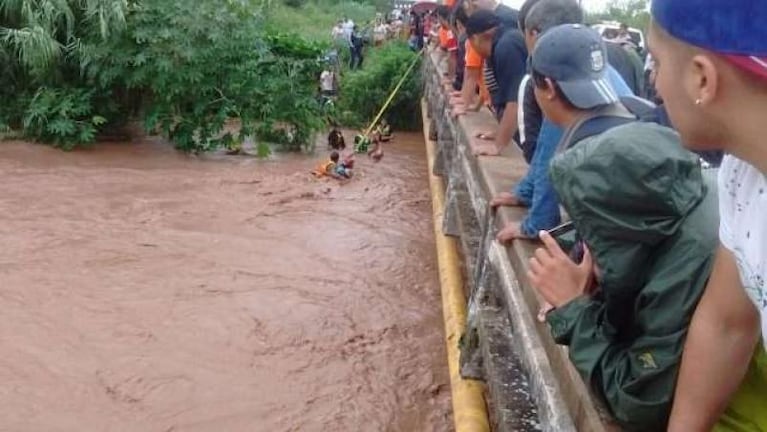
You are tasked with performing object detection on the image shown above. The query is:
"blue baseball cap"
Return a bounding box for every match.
[651,0,767,79]
[531,24,618,109]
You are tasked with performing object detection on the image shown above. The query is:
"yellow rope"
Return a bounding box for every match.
[362,49,423,137]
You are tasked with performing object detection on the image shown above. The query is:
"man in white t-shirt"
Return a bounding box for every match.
[319,69,336,96]
[648,0,767,430]
[342,18,355,46]
[331,21,345,42]
[720,159,766,336]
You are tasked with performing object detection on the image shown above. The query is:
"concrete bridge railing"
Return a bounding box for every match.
[422,49,622,432]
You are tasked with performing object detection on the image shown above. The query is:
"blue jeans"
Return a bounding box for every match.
[350,47,363,70]
[513,120,563,237]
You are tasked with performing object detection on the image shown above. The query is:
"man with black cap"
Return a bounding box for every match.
[465,9,527,156]
[647,1,767,430]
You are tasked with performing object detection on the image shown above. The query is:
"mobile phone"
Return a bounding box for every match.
[546,221,575,239]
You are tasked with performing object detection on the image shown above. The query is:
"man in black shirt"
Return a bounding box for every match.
[604,40,645,96]
[466,10,528,156]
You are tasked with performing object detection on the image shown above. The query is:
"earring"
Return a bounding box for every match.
[695,98,702,105]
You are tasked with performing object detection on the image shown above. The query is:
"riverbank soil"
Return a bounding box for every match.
[0,133,452,431]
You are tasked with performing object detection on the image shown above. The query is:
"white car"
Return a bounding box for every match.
[592,22,646,53]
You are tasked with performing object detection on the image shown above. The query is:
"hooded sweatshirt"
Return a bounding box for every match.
[546,122,718,431]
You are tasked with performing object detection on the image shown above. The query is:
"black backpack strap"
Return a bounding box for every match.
[568,116,635,147]
[557,96,656,152]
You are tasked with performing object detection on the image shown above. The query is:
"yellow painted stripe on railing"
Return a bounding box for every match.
[421,98,491,432]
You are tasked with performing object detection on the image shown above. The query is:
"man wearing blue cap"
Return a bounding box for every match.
[490,0,642,243]
[648,1,767,431]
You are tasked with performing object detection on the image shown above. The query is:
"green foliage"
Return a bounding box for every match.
[0,0,129,74]
[282,0,307,8]
[22,87,107,150]
[588,0,650,31]
[337,42,422,131]
[264,0,375,41]
[1,0,330,153]
[0,0,128,146]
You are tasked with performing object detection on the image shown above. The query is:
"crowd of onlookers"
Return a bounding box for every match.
[432,0,767,430]
[330,13,410,71]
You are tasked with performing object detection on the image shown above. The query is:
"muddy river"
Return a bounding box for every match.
[0,132,452,431]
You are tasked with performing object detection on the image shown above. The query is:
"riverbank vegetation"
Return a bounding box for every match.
[337,42,422,131]
[265,0,375,40]
[0,0,421,153]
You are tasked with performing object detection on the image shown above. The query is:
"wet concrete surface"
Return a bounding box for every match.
[0,133,452,432]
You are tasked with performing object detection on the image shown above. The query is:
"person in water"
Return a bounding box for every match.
[313,151,352,180]
[328,127,345,150]
[336,153,355,178]
[353,133,370,153]
[368,135,384,162]
[353,133,382,161]
[375,119,393,142]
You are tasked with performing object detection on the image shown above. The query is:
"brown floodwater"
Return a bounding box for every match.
[0,132,452,432]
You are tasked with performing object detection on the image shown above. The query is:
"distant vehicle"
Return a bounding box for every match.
[592,22,646,53]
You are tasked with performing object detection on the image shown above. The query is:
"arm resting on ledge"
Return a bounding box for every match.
[461,67,480,109]
[668,245,760,432]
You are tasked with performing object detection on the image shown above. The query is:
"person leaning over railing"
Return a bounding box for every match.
[464,10,528,156]
[525,24,718,431]
[449,0,491,118]
[489,0,638,243]
[436,5,459,83]
[647,1,767,430]
[450,5,469,92]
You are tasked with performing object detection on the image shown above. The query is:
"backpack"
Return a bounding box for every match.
[557,95,656,152]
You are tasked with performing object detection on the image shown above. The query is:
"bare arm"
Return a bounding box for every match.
[493,101,519,150]
[668,244,760,432]
[461,67,480,108]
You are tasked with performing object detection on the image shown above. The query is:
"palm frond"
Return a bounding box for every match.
[81,0,128,39]
[0,24,62,69]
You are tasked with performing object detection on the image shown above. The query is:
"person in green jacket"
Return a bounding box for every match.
[526,24,719,430]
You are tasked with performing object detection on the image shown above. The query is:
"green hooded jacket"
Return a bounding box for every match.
[546,123,718,431]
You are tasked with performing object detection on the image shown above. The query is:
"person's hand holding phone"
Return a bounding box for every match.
[528,230,595,308]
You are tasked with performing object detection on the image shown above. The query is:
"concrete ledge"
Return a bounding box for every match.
[423,49,622,432]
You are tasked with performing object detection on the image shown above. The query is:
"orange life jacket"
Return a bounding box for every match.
[312,160,336,177]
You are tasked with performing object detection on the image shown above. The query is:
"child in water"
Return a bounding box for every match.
[353,128,385,162]
[336,153,355,178]
[353,133,383,161]
[313,151,353,180]
[368,119,391,161]
[368,134,384,161]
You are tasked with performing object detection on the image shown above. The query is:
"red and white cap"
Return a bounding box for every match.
[723,55,767,80]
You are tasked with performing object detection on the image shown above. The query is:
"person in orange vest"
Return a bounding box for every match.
[312,151,353,179]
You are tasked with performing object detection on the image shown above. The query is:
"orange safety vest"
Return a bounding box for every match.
[312,160,336,177]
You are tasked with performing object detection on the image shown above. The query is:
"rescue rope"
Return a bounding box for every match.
[362,49,423,137]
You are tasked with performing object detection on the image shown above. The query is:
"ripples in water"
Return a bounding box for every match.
[0,132,452,431]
